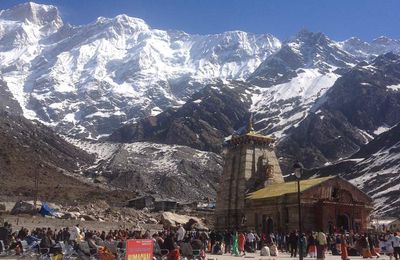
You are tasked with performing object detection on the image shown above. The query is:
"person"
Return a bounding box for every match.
[0,222,11,251]
[86,233,102,254]
[340,233,349,260]
[8,233,23,255]
[211,241,223,255]
[316,230,327,260]
[308,233,317,258]
[333,235,341,255]
[384,234,394,260]
[152,233,162,257]
[246,231,255,252]
[368,233,380,258]
[260,244,270,256]
[360,234,372,258]
[289,231,298,257]
[238,232,246,255]
[69,224,81,247]
[177,224,186,243]
[391,232,400,260]
[199,231,209,252]
[270,242,278,256]
[40,230,62,256]
[163,232,179,260]
[231,232,239,256]
[224,231,231,254]
[300,233,307,257]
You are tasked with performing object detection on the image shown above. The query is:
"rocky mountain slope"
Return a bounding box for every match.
[0,77,22,115]
[306,122,400,217]
[0,109,137,204]
[0,104,222,204]
[67,139,223,202]
[279,53,400,168]
[109,81,252,152]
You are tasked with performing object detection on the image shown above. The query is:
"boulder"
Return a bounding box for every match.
[47,203,62,211]
[61,212,79,220]
[0,203,6,212]
[147,218,158,224]
[161,212,202,228]
[192,222,209,231]
[68,206,80,212]
[10,201,37,215]
[81,214,97,221]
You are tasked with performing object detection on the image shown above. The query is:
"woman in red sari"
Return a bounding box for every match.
[238,232,246,256]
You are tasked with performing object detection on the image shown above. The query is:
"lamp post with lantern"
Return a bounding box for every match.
[293,161,304,260]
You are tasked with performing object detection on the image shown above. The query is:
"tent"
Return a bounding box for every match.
[39,202,55,217]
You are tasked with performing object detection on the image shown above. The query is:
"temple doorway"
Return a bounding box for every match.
[337,214,350,231]
[262,216,274,234]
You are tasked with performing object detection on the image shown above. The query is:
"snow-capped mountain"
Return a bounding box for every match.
[1,2,400,141]
[341,36,400,59]
[0,2,280,139]
[278,53,400,169]
[248,30,356,138]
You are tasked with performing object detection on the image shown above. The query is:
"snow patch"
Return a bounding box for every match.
[374,125,390,135]
[386,84,400,91]
[250,69,339,137]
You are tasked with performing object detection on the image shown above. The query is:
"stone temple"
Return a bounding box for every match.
[215,124,373,233]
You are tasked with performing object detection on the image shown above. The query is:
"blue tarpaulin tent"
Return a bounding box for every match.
[39,202,54,217]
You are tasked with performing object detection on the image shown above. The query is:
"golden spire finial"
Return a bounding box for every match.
[247,114,255,134]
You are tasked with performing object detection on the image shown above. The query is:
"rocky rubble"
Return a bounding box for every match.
[5,200,211,230]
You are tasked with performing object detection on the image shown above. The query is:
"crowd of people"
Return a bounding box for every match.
[206,229,400,260]
[0,220,399,260]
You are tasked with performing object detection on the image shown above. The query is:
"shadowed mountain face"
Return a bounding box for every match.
[304,122,400,217]
[0,110,136,203]
[109,82,253,153]
[0,77,22,115]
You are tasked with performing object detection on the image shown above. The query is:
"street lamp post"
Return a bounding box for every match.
[293,162,304,260]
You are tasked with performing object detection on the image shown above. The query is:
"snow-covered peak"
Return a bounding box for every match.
[372,36,394,45]
[292,29,329,45]
[341,37,369,48]
[95,14,149,31]
[249,29,355,87]
[341,36,400,58]
[0,2,62,27]
[287,29,355,67]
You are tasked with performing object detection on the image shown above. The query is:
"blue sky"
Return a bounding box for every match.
[1,0,399,41]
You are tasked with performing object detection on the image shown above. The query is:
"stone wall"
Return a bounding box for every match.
[242,177,372,233]
[215,136,284,230]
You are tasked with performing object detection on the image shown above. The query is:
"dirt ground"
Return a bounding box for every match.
[0,214,163,232]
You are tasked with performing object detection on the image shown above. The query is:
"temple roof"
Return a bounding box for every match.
[226,119,275,145]
[247,176,335,200]
[227,131,275,145]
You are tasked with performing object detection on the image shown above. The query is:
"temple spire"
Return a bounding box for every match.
[247,114,255,134]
